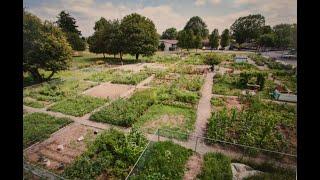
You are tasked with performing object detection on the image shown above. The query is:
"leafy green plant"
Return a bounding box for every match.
[23,98,45,108]
[48,95,107,116]
[90,89,156,127]
[63,128,147,179]
[130,141,192,180]
[23,113,72,148]
[210,97,226,107]
[198,152,233,180]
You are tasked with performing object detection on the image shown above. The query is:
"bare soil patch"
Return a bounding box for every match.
[143,114,185,129]
[183,153,203,180]
[24,123,100,173]
[83,82,134,100]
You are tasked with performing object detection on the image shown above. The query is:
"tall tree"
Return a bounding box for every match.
[87,18,110,58]
[23,11,72,82]
[194,35,202,52]
[56,11,85,51]
[258,33,275,50]
[261,25,272,34]
[273,24,295,49]
[230,14,265,44]
[161,27,178,39]
[209,29,219,50]
[220,29,230,48]
[184,16,209,38]
[120,13,159,60]
[177,30,194,51]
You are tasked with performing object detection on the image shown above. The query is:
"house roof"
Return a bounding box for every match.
[159,39,178,44]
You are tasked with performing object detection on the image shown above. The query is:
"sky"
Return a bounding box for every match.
[23,0,297,37]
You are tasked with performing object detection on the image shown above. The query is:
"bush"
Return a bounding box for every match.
[48,95,107,116]
[198,152,233,180]
[23,113,72,148]
[130,141,192,180]
[63,128,147,179]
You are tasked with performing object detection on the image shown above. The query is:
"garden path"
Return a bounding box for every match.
[192,72,215,138]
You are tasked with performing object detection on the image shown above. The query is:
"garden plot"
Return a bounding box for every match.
[111,62,166,72]
[24,123,100,174]
[211,96,243,112]
[83,82,134,100]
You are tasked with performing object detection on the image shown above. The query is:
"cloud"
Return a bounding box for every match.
[195,0,206,6]
[25,0,296,37]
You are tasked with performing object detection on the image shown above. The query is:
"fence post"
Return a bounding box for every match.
[195,136,198,152]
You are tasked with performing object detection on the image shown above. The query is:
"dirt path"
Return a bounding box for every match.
[183,154,203,180]
[192,72,215,137]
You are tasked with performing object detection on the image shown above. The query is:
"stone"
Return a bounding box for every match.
[57,144,64,151]
[43,158,51,167]
[77,136,84,142]
[57,163,64,170]
[94,130,99,135]
[231,163,263,180]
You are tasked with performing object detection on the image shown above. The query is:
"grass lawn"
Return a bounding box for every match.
[135,104,196,140]
[47,95,107,117]
[198,152,233,180]
[63,128,147,179]
[23,113,72,148]
[129,141,192,180]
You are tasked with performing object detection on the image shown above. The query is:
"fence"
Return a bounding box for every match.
[23,160,66,180]
[126,128,297,179]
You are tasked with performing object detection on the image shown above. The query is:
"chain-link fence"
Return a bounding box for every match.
[126,128,297,179]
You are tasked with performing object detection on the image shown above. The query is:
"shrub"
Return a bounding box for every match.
[48,95,107,116]
[23,98,45,108]
[198,152,232,180]
[23,113,72,148]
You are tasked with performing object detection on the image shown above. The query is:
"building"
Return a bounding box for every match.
[159,39,178,51]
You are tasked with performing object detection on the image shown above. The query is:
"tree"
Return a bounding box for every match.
[258,33,275,50]
[273,24,295,49]
[209,29,219,50]
[161,27,178,40]
[230,14,265,44]
[204,53,222,71]
[120,13,159,60]
[177,30,194,51]
[184,16,209,38]
[220,29,230,48]
[87,18,109,58]
[159,42,165,51]
[194,35,202,52]
[261,25,272,34]
[56,11,85,51]
[23,11,72,82]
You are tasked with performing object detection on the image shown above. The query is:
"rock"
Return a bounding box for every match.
[94,130,99,135]
[57,144,64,151]
[77,136,84,142]
[231,163,263,180]
[57,163,64,170]
[43,158,51,167]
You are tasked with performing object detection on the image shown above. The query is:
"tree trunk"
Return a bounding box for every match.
[120,52,123,65]
[136,54,139,60]
[29,69,43,82]
[103,53,105,59]
[45,71,56,81]
[196,48,197,53]
[114,54,116,59]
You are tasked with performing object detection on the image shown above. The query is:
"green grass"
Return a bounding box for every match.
[90,89,156,127]
[212,73,243,96]
[47,95,107,117]
[130,141,193,180]
[198,152,233,180]
[210,97,226,107]
[23,113,72,148]
[206,96,296,154]
[63,128,147,179]
[231,62,258,71]
[135,104,196,140]
[173,74,204,92]
[23,98,45,108]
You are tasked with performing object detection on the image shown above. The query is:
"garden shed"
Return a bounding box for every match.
[234,56,248,63]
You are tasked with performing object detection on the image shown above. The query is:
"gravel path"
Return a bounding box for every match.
[192,72,215,138]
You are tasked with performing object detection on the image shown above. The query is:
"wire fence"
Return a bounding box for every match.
[126,128,297,179]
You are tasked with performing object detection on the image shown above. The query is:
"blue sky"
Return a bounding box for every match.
[24,0,297,37]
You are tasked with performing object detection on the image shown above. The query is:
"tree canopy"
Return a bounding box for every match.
[56,11,85,51]
[220,29,230,48]
[24,11,72,82]
[161,27,178,40]
[273,24,296,49]
[120,13,159,60]
[184,16,209,38]
[230,14,265,44]
[177,30,195,51]
[209,29,219,49]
